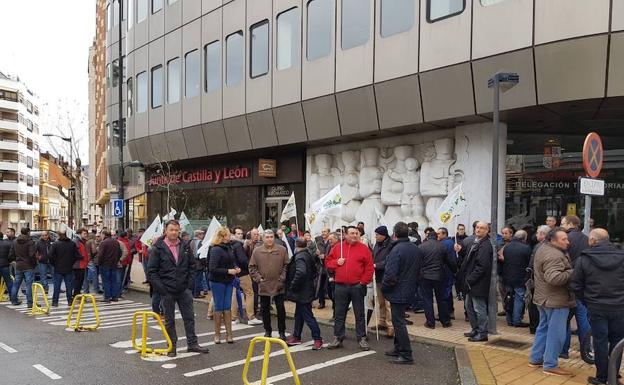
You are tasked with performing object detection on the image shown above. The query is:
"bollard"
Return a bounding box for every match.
[608,337,624,385]
[242,336,300,385]
[67,294,100,331]
[28,283,50,315]
[0,277,9,302]
[131,311,173,358]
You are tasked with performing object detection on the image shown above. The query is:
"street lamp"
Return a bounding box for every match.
[487,71,519,335]
[43,133,74,228]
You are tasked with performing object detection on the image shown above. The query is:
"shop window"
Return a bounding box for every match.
[151,65,163,109]
[185,49,200,98]
[276,7,300,70]
[306,0,333,61]
[226,31,244,87]
[427,0,465,22]
[137,0,147,22]
[204,41,221,93]
[166,57,180,104]
[381,0,414,37]
[136,71,147,113]
[250,20,269,78]
[341,0,370,50]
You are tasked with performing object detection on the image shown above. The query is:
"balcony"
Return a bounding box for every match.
[0,160,19,171]
[0,120,18,132]
[0,137,19,152]
[0,181,19,192]
[0,99,19,112]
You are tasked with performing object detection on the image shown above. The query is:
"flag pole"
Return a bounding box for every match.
[373,272,379,341]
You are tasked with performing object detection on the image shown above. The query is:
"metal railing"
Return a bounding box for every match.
[242,336,300,385]
[608,337,624,385]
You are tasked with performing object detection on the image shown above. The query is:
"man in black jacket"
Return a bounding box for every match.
[9,228,37,306]
[48,230,81,306]
[147,220,209,357]
[0,233,13,296]
[571,229,624,385]
[419,230,457,328]
[231,226,255,324]
[372,226,393,336]
[456,221,492,342]
[500,230,531,327]
[36,231,53,293]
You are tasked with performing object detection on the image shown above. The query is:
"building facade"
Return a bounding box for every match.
[106,0,624,238]
[0,72,41,231]
[38,152,70,231]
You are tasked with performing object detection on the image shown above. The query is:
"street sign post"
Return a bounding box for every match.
[113,199,124,219]
[581,132,604,235]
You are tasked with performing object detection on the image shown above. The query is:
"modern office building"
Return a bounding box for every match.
[0,71,41,231]
[106,0,624,238]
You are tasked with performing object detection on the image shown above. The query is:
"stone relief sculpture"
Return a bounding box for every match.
[381,146,411,228]
[389,157,427,227]
[420,138,457,227]
[340,151,361,223]
[355,148,385,236]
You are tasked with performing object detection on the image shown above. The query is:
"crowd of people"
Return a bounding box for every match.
[2,214,623,382]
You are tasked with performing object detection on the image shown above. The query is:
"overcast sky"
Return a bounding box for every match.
[0,0,95,164]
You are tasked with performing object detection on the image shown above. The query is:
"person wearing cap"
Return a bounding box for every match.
[372,225,394,338]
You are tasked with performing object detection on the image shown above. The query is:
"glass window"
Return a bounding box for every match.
[276,7,300,70]
[128,0,133,28]
[480,0,505,4]
[185,50,200,98]
[152,0,162,14]
[122,55,127,82]
[166,57,180,104]
[381,0,414,37]
[106,64,111,87]
[114,0,120,26]
[427,0,465,22]
[122,0,127,20]
[137,0,147,22]
[226,31,244,87]
[127,77,133,116]
[107,4,112,31]
[250,20,269,78]
[136,71,147,113]
[306,0,333,61]
[151,65,163,108]
[204,41,221,93]
[341,0,370,49]
[112,59,120,87]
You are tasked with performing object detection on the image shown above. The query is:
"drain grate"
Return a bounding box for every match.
[486,338,531,350]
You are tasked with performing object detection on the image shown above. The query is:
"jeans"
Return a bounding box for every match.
[260,294,286,335]
[529,306,569,369]
[421,279,450,326]
[83,261,100,293]
[465,294,488,335]
[391,302,412,360]
[37,263,53,292]
[562,299,591,355]
[232,277,244,319]
[10,269,35,306]
[1,266,13,295]
[193,270,206,297]
[161,289,198,347]
[588,309,624,382]
[100,266,120,300]
[444,278,455,317]
[52,273,74,305]
[293,302,321,341]
[333,283,366,340]
[505,286,526,326]
[210,281,233,312]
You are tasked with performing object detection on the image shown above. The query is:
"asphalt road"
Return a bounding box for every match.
[0,290,459,385]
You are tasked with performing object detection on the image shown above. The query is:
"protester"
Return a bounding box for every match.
[249,230,289,340]
[314,228,331,310]
[526,225,550,334]
[244,228,262,318]
[371,225,394,337]
[286,238,323,350]
[529,227,574,376]
[500,230,531,327]
[9,228,37,307]
[0,233,12,296]
[326,232,339,320]
[496,226,514,316]
[437,227,457,321]
[72,229,90,298]
[208,227,239,344]
[35,230,53,293]
[117,231,132,294]
[419,228,456,329]
[96,229,122,302]
[407,222,422,245]
[455,224,468,244]
[383,222,424,365]
[546,216,557,230]
[191,228,207,299]
[148,220,209,357]
[325,226,374,350]
[456,221,492,342]
[83,230,101,294]
[48,229,81,306]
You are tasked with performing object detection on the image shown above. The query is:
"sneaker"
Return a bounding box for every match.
[327,337,343,350]
[248,318,263,326]
[312,340,323,351]
[232,319,240,325]
[543,368,573,376]
[358,338,371,351]
[286,336,302,346]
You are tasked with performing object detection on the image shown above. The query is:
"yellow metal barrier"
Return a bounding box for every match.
[67,294,100,331]
[242,337,301,385]
[0,276,9,302]
[28,283,50,315]
[131,311,173,357]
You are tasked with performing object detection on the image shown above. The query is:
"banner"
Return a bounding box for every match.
[198,216,222,259]
[280,192,297,222]
[305,185,342,236]
[435,183,467,225]
[178,211,191,232]
[140,215,162,247]
[280,232,293,257]
[162,208,177,221]
[257,224,264,235]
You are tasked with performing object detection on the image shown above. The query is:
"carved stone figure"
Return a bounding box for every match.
[340,151,361,223]
[356,147,385,237]
[381,146,411,228]
[420,138,456,226]
[388,157,427,226]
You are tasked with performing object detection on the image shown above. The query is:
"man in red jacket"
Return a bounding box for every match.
[73,229,91,298]
[325,226,374,351]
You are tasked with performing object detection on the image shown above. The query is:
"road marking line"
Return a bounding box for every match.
[33,364,62,380]
[35,301,137,317]
[251,350,376,385]
[38,304,148,320]
[0,342,17,353]
[183,341,317,377]
[99,314,183,329]
[47,307,154,326]
[110,323,252,348]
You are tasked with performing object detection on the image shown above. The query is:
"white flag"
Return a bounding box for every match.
[305,185,342,236]
[257,225,264,235]
[198,216,222,259]
[280,232,293,257]
[280,192,297,222]
[435,183,467,225]
[162,208,177,221]
[141,215,162,247]
[179,211,191,232]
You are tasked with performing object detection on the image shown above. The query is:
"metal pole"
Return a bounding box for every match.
[488,76,500,336]
[583,195,592,236]
[69,138,73,229]
[117,0,125,231]
[608,338,624,385]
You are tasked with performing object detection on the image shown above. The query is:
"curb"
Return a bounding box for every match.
[455,346,479,385]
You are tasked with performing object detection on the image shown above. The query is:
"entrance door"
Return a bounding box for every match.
[264,197,289,230]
